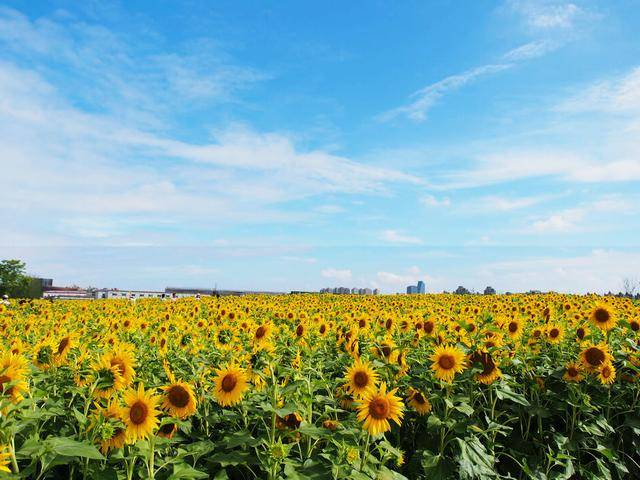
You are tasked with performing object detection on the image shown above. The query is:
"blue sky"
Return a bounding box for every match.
[1,0,639,293]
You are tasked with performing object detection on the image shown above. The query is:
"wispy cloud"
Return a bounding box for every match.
[379,230,423,245]
[420,194,451,207]
[503,40,558,61]
[379,64,510,122]
[508,1,583,30]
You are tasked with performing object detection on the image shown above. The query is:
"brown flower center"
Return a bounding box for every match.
[567,367,579,377]
[549,328,560,338]
[438,354,455,370]
[296,325,304,337]
[110,358,126,376]
[424,321,435,334]
[129,401,148,425]
[585,347,605,367]
[168,385,190,408]
[368,397,390,420]
[221,374,237,392]
[576,327,585,339]
[353,370,369,388]
[255,326,266,339]
[508,322,518,333]
[594,308,610,324]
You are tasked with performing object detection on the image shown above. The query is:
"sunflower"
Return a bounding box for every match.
[92,401,127,454]
[0,444,10,473]
[157,422,178,439]
[356,382,404,436]
[123,384,161,442]
[598,362,616,385]
[580,343,613,371]
[214,365,249,407]
[505,318,523,339]
[470,351,501,385]
[344,358,378,397]
[575,324,589,341]
[54,333,75,366]
[563,362,583,382]
[407,388,431,415]
[162,381,197,418]
[629,318,640,333]
[0,365,29,404]
[252,323,273,349]
[545,325,564,344]
[430,344,467,383]
[589,303,616,332]
[103,349,136,387]
[33,341,55,370]
[92,357,125,398]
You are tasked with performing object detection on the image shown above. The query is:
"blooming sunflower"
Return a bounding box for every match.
[356,382,404,436]
[598,362,616,385]
[546,325,564,344]
[563,362,583,382]
[214,365,249,407]
[92,357,126,398]
[123,384,161,442]
[430,344,467,383]
[580,343,613,371]
[505,318,523,339]
[589,303,616,332]
[344,358,378,397]
[162,381,197,418]
[407,388,431,415]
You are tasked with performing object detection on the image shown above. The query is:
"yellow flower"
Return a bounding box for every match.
[430,344,467,383]
[344,358,378,397]
[356,382,404,436]
[0,444,11,473]
[162,381,198,418]
[563,362,583,382]
[213,365,248,407]
[407,388,432,415]
[580,343,613,371]
[589,303,616,332]
[122,383,161,442]
[598,362,616,385]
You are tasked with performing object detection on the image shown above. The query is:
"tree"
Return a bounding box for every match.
[454,286,470,295]
[622,277,639,297]
[0,259,30,298]
[484,286,496,295]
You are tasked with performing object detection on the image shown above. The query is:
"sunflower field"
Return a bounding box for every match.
[1,293,639,479]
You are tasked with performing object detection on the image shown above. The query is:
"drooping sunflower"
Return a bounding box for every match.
[0,444,10,473]
[92,356,125,398]
[103,348,136,387]
[53,333,75,366]
[0,364,29,404]
[598,362,616,385]
[157,422,178,439]
[356,382,404,436]
[214,365,249,407]
[563,362,583,382]
[407,388,431,415]
[162,381,197,418]
[92,401,127,454]
[580,343,613,371]
[252,323,273,349]
[470,351,501,385]
[122,383,161,442]
[589,303,616,332]
[344,358,378,397]
[430,344,467,383]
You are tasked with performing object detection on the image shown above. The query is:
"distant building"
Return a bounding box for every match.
[406,280,426,294]
[320,286,377,295]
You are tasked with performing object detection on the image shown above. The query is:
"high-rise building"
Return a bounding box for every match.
[417,280,425,294]
[407,285,418,294]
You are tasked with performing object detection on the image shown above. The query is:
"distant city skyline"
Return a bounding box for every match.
[1,1,639,293]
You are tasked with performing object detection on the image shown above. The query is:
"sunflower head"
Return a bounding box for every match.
[430,344,467,383]
[344,358,378,397]
[123,383,161,443]
[356,382,404,436]
[580,343,612,371]
[589,303,617,332]
[162,381,197,418]
[214,365,249,407]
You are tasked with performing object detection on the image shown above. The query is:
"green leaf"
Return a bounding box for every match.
[168,463,210,479]
[456,436,496,479]
[47,437,104,460]
[495,384,530,407]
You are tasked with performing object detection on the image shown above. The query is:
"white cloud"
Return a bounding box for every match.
[420,194,451,207]
[379,230,423,245]
[321,268,352,282]
[530,208,584,233]
[509,1,583,30]
[379,64,510,122]
[478,249,640,293]
[314,204,346,214]
[372,266,434,292]
[503,40,558,61]
[558,67,640,114]
[475,194,551,211]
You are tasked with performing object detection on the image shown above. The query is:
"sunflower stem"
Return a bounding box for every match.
[359,432,371,472]
[10,435,19,473]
